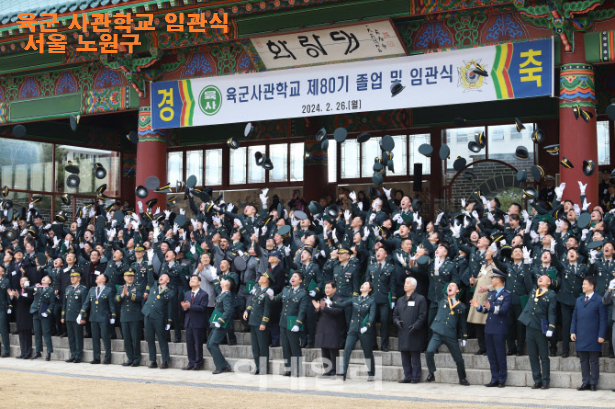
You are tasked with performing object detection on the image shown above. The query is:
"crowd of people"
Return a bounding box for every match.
[0,180,614,392]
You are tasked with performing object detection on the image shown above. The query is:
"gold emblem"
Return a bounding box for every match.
[534,298,538,302]
[157,295,160,299]
[95,301,98,304]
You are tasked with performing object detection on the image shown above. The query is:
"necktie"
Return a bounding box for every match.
[96,287,101,298]
[585,295,589,304]
[607,260,611,269]
[191,292,195,304]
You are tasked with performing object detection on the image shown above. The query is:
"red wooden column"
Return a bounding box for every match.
[135,105,168,209]
[559,33,598,205]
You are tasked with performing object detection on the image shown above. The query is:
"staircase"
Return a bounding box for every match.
[7,321,615,389]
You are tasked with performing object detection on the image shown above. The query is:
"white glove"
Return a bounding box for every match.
[382,187,391,199]
[451,221,461,238]
[107,228,116,239]
[461,340,467,347]
[237,250,244,257]
[266,288,274,297]
[79,242,85,249]
[461,198,466,209]
[344,210,351,222]
[153,227,160,239]
[415,215,423,228]
[435,212,444,224]
[250,288,256,295]
[360,327,367,334]
[41,312,48,318]
[154,207,160,215]
[590,249,598,264]
[372,227,380,239]
[363,226,370,241]
[111,219,118,228]
[309,291,316,297]
[530,230,539,242]
[554,183,565,200]
[369,213,376,224]
[53,237,60,247]
[7,309,12,314]
[291,217,299,227]
[472,210,480,220]
[331,229,338,242]
[165,324,171,330]
[11,221,17,229]
[132,213,140,221]
[76,314,82,324]
[549,239,556,253]
[191,219,198,229]
[124,216,131,226]
[393,214,403,224]
[131,221,139,230]
[581,229,589,241]
[522,246,531,261]
[357,202,364,211]
[147,249,154,264]
[152,220,159,229]
[105,212,112,222]
[487,212,495,223]
[291,325,300,332]
[110,318,115,324]
[391,302,395,309]
[261,226,267,235]
[608,279,615,290]
[582,198,591,211]
[574,204,581,217]
[24,281,30,288]
[259,194,268,204]
[138,201,143,211]
[94,271,100,276]
[29,202,34,209]
[578,181,587,195]
[349,191,357,202]
[489,243,498,253]
[190,245,196,255]
[164,210,171,219]
[546,330,553,338]
[179,209,185,215]
[234,218,243,228]
[323,225,328,237]
[283,246,291,257]
[522,210,530,223]
[555,219,562,232]
[173,223,179,234]
[174,245,180,254]
[89,207,96,218]
[396,254,407,267]
[261,188,269,197]
[212,216,221,226]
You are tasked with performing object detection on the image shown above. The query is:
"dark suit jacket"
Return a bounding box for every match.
[314,292,345,349]
[12,290,34,330]
[183,289,209,329]
[393,292,427,351]
[572,293,607,352]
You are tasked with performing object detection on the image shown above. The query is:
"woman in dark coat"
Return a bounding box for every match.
[11,276,34,358]
[313,281,345,377]
[393,276,427,383]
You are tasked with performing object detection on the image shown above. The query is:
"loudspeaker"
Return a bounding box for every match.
[413,164,423,192]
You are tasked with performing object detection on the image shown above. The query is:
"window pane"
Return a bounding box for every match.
[56,146,120,196]
[597,121,610,165]
[248,145,266,184]
[230,147,247,185]
[270,144,288,182]
[328,140,337,183]
[167,151,183,186]
[290,143,304,182]
[0,138,54,192]
[487,123,535,175]
[445,127,486,177]
[361,137,382,178]
[409,134,431,175]
[391,135,407,176]
[186,150,203,186]
[341,139,360,179]
[205,149,223,186]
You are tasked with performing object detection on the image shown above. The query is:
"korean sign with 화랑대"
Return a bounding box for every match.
[151,38,553,130]
[250,19,407,70]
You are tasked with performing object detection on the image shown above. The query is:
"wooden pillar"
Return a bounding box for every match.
[303,119,328,203]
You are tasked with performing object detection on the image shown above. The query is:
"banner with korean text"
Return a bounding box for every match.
[151,38,553,130]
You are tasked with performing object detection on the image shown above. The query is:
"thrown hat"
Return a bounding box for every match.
[135,186,149,199]
[227,137,239,149]
[418,144,433,157]
[514,117,525,132]
[412,199,422,212]
[372,172,384,186]
[560,157,574,169]
[277,225,291,239]
[583,160,595,177]
[544,144,560,156]
[516,169,527,183]
[522,187,537,199]
[439,144,450,160]
[475,131,486,148]
[321,138,329,152]
[94,163,106,179]
[453,157,467,172]
[381,135,395,152]
[390,82,405,97]
[12,124,27,138]
[315,128,327,143]
[357,132,371,143]
[294,210,308,220]
[146,198,158,208]
[262,157,274,170]
[70,114,80,131]
[463,171,476,181]
[65,161,79,174]
[468,141,481,153]
[531,165,544,182]
[515,146,529,160]
[244,122,254,137]
[333,127,347,143]
[127,130,138,144]
[1,186,8,197]
[66,174,80,188]
[531,129,545,144]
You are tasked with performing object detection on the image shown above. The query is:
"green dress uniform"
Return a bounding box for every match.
[29,285,55,356]
[417,257,459,330]
[207,290,234,372]
[556,262,586,356]
[141,284,173,365]
[272,286,309,376]
[295,260,320,346]
[246,286,272,374]
[366,259,396,350]
[62,279,88,361]
[518,286,557,386]
[425,296,468,381]
[332,257,360,332]
[80,285,116,362]
[130,259,153,296]
[161,261,188,342]
[213,271,239,344]
[116,277,145,366]
[0,276,12,356]
[332,294,377,378]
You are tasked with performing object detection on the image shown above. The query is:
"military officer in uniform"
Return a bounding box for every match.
[292,247,320,348]
[518,274,557,389]
[131,245,153,299]
[329,281,377,381]
[159,248,188,343]
[557,248,587,357]
[28,275,55,360]
[244,272,273,374]
[78,273,116,364]
[425,282,470,386]
[213,259,239,345]
[472,268,512,387]
[270,271,309,377]
[331,247,360,345]
[208,279,234,374]
[116,268,144,367]
[588,241,615,357]
[62,270,88,363]
[0,265,12,357]
[142,273,174,369]
[366,247,396,351]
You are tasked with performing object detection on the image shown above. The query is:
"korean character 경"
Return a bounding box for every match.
[390,70,402,84]
[276,82,288,98]
[263,84,275,100]
[17,13,37,32]
[227,87,237,103]
[186,13,207,33]
[47,33,67,53]
[68,13,89,32]
[91,13,111,33]
[77,35,97,52]
[135,14,155,31]
[99,33,118,53]
[425,66,438,85]
[39,13,59,33]
[371,72,382,90]
[238,86,249,103]
[356,74,368,91]
[165,12,185,32]
[113,12,133,33]
[441,64,453,82]
[210,12,228,33]
[410,68,422,86]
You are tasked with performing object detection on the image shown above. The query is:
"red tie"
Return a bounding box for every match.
[585,296,589,304]
[191,292,195,304]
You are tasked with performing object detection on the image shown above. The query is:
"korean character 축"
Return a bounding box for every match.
[356,74,368,91]
[441,64,453,82]
[410,68,422,86]
[425,66,438,85]
[165,12,185,32]
[371,72,382,90]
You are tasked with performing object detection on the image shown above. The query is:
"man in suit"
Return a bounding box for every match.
[62,269,88,363]
[393,276,427,384]
[244,272,273,375]
[182,275,209,371]
[573,276,608,391]
[472,268,512,387]
[313,280,345,378]
[142,273,174,369]
[208,279,234,374]
[589,241,615,357]
[116,268,145,367]
[78,273,115,364]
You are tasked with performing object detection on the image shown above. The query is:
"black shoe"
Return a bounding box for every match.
[102,359,111,365]
[398,379,411,383]
[58,332,67,338]
[1,353,9,358]
[65,358,75,363]
[270,343,280,348]
[182,366,194,370]
[122,362,132,367]
[485,381,499,387]
[90,359,101,364]
[342,374,347,381]
[506,351,516,356]
[516,352,524,357]
[577,384,590,391]
[74,359,81,364]
[148,361,158,368]
[194,365,203,371]
[212,366,231,374]
[459,379,470,386]
[16,355,23,359]
[367,375,375,382]
[173,338,181,343]
[283,371,291,377]
[30,353,41,360]
[541,382,550,390]
[253,369,260,375]
[410,380,420,384]
[562,353,569,358]
[610,353,615,359]
[531,382,542,389]
[45,353,51,361]
[590,385,597,391]
[160,361,169,369]
[426,373,435,382]
[131,362,140,367]
[381,347,389,352]
[498,382,506,388]
[549,350,557,357]
[474,350,486,356]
